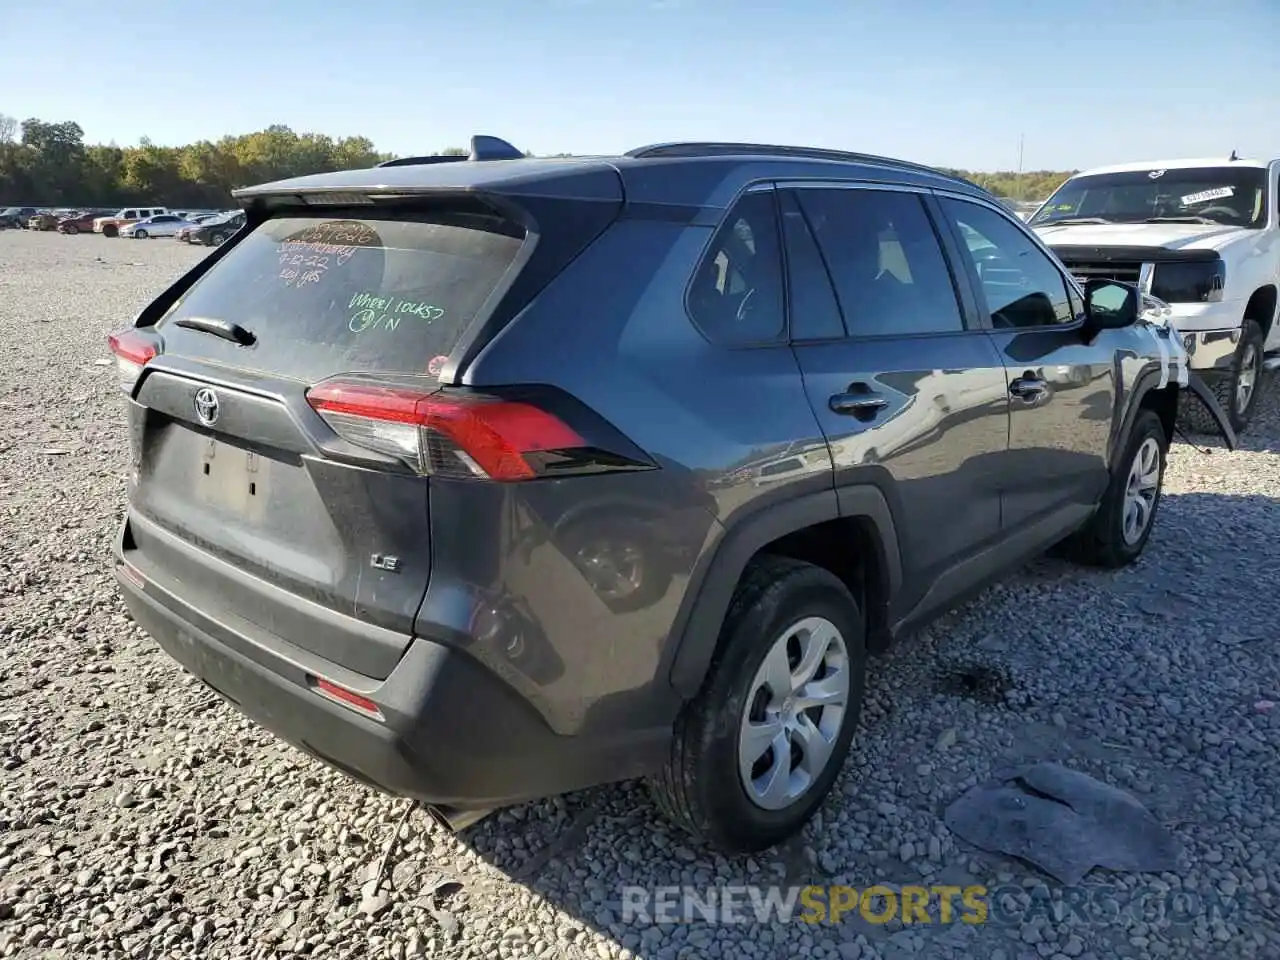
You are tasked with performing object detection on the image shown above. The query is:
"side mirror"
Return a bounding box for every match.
[1082,278,1138,335]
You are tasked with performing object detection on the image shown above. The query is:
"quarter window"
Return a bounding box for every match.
[687,191,786,344]
[941,198,1075,328]
[793,189,965,337]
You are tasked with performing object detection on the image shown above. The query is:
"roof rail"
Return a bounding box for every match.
[377,154,466,168]
[624,141,985,190]
[377,135,525,169]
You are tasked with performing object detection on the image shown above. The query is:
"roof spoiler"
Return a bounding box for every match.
[377,135,525,168]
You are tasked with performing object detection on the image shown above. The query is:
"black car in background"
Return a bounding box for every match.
[0,207,38,229]
[188,211,245,246]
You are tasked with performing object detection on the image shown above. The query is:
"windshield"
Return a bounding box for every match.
[1031,167,1267,228]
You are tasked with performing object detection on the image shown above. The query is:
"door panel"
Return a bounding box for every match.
[782,186,1010,594]
[937,195,1116,530]
[987,329,1117,524]
[793,336,1011,585]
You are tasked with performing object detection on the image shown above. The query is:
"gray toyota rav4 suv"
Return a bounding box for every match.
[111,136,1196,853]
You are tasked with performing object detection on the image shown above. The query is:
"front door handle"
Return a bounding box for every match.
[829,392,889,417]
[1009,376,1049,403]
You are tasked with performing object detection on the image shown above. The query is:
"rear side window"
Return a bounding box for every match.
[687,190,785,345]
[159,211,525,381]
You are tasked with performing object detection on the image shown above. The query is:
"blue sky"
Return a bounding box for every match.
[2,0,1277,171]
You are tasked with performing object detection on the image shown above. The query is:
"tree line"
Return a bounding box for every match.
[0,113,1075,208]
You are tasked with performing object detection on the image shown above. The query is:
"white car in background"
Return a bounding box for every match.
[1030,155,1280,435]
[119,214,197,239]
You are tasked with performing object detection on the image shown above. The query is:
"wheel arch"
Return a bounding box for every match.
[1138,380,1179,447]
[666,487,902,700]
[1244,284,1277,339]
[1114,367,1179,463]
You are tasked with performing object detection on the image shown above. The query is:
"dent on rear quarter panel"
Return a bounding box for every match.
[419,217,830,737]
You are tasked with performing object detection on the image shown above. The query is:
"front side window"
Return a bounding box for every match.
[942,198,1074,329]
[687,191,786,344]
[1031,166,1267,229]
[794,188,964,337]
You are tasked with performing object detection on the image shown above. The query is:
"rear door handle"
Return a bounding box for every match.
[829,392,889,416]
[1009,376,1048,402]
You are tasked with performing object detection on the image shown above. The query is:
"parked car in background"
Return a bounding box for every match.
[58,210,108,234]
[120,214,197,239]
[95,206,169,237]
[1029,155,1280,435]
[0,207,38,229]
[27,211,62,231]
[188,210,245,246]
[175,214,221,242]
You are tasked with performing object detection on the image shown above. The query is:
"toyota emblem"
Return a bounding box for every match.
[194,387,220,426]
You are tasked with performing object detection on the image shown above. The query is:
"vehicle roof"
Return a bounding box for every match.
[1074,157,1272,175]
[232,141,992,212]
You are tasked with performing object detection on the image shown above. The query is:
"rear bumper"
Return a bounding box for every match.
[113,516,668,809]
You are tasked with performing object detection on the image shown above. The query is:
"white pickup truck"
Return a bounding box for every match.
[1030,156,1280,434]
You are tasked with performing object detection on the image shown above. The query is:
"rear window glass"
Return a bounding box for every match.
[159,212,525,380]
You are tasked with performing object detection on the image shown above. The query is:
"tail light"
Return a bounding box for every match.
[107,329,159,394]
[306,379,588,481]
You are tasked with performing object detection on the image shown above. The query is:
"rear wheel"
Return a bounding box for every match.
[1067,409,1167,568]
[1178,319,1266,436]
[648,555,865,853]
[211,232,227,246]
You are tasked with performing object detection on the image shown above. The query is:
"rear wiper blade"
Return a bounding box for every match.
[174,316,257,346]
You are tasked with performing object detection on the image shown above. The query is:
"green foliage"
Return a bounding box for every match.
[0,113,403,207]
[0,111,1076,207]
[940,168,1076,201]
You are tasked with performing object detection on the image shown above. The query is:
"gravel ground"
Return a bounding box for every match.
[1,227,1278,960]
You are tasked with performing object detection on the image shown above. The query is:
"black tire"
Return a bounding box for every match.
[64,224,79,235]
[1177,319,1266,436]
[648,555,866,853]
[102,224,118,238]
[210,232,227,246]
[133,229,148,239]
[1067,409,1167,568]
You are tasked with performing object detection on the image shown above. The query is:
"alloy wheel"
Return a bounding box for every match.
[1236,343,1260,414]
